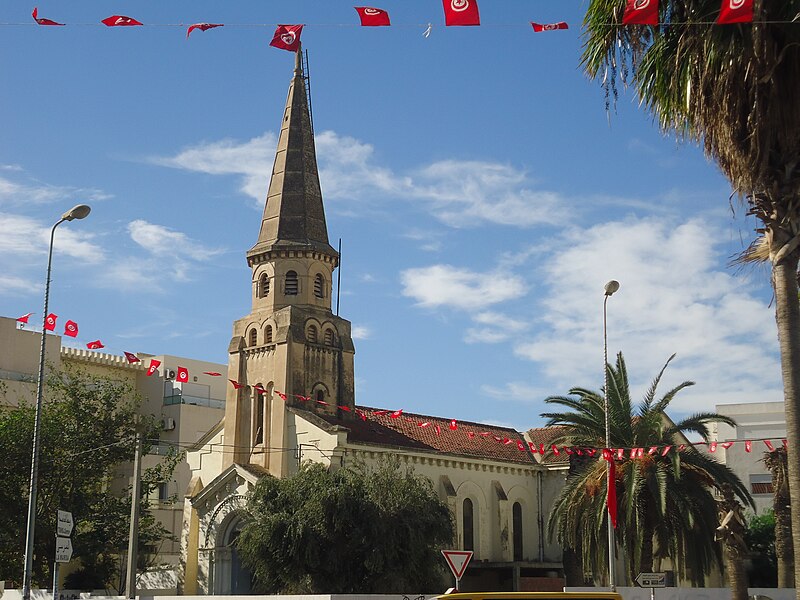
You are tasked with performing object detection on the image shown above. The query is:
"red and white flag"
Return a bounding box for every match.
[449,419,458,430]
[44,313,57,331]
[86,340,104,349]
[602,449,618,529]
[390,409,403,419]
[269,24,303,52]
[622,0,658,25]
[717,0,753,24]
[17,313,33,324]
[102,15,143,27]
[123,351,140,364]
[146,359,161,377]
[203,371,222,376]
[176,367,189,383]
[187,23,223,38]
[229,379,244,390]
[32,7,64,26]
[531,21,568,32]
[355,7,391,26]
[63,320,78,338]
[442,0,480,26]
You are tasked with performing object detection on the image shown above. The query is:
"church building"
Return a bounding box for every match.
[178,51,569,595]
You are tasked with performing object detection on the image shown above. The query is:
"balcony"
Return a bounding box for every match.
[163,394,225,410]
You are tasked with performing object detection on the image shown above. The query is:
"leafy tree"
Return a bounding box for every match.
[543,353,753,586]
[745,510,777,588]
[237,458,454,593]
[0,368,180,591]
[581,0,800,586]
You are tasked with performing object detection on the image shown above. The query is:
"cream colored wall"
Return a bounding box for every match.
[0,316,62,406]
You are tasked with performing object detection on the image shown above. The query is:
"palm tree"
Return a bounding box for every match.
[764,447,794,587]
[543,353,753,586]
[581,1,800,587]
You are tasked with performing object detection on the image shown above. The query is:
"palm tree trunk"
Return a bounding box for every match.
[767,448,794,587]
[724,542,750,600]
[771,253,800,592]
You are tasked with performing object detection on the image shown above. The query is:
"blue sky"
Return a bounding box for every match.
[0,1,781,431]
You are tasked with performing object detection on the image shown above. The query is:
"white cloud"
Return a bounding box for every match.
[400,264,527,312]
[0,274,40,295]
[352,325,372,340]
[0,212,103,263]
[464,311,528,344]
[0,175,110,207]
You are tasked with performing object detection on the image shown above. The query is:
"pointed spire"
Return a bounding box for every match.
[248,48,337,263]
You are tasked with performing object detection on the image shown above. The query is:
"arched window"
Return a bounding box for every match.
[265,324,273,344]
[324,328,334,346]
[314,273,325,299]
[254,386,265,445]
[285,270,299,295]
[316,389,325,403]
[248,328,258,347]
[513,502,523,561]
[463,498,474,551]
[259,273,270,297]
[307,325,318,343]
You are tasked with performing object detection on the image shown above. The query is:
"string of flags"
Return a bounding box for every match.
[16,311,787,461]
[22,0,760,45]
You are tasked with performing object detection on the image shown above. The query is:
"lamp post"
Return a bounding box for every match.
[603,279,619,592]
[22,204,91,600]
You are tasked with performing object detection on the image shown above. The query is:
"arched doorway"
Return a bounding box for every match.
[213,513,253,594]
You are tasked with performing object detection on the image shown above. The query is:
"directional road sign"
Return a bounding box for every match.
[57,510,73,537]
[442,550,473,579]
[635,572,666,588]
[55,536,73,563]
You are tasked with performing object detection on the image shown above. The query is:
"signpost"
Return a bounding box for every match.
[56,511,73,538]
[54,511,74,600]
[441,550,473,591]
[635,572,666,600]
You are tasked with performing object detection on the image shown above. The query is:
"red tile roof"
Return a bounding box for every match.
[527,426,570,465]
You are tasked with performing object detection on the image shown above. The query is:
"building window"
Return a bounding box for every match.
[285,270,299,295]
[265,325,273,344]
[513,502,523,561]
[259,273,270,297]
[324,328,334,346]
[316,389,325,403]
[314,274,325,299]
[307,325,318,343]
[750,473,773,495]
[255,387,264,445]
[248,328,257,346]
[463,498,474,551]
[158,482,169,502]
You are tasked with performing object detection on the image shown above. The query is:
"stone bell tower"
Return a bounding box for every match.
[223,50,356,477]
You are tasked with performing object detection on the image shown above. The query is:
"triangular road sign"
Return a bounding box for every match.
[442,550,473,579]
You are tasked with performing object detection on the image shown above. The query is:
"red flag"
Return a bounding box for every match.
[44,313,57,331]
[449,419,458,430]
[764,440,775,451]
[317,399,329,406]
[602,449,618,529]
[648,446,658,455]
[32,7,64,26]
[294,394,311,401]
[203,371,222,376]
[63,320,78,338]
[622,0,658,25]
[229,379,244,389]
[355,7,391,26]
[717,0,753,24]
[709,442,718,452]
[530,21,568,32]
[661,445,672,456]
[745,440,752,452]
[17,312,33,324]
[551,444,560,455]
[722,441,734,449]
[102,15,143,27]
[468,431,476,439]
[338,405,351,412]
[418,421,431,428]
[146,359,161,377]
[86,340,104,349]
[390,409,403,418]
[187,23,223,38]
[435,424,442,435]
[442,0,480,26]
[123,351,140,364]
[357,410,367,421]
[275,390,287,400]
[270,24,303,52]
[516,440,525,451]
[586,448,598,457]
[527,441,537,453]
[176,367,189,383]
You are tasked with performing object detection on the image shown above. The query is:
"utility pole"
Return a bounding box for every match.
[125,432,143,599]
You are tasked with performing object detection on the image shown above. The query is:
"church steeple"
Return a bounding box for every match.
[248,48,338,263]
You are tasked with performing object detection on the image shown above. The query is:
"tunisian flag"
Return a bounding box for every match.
[44,313,57,331]
[123,351,140,364]
[442,0,480,26]
[63,320,78,338]
[176,367,189,383]
[355,7,391,26]
[717,0,753,23]
[32,8,64,26]
[101,15,143,27]
[17,313,33,324]
[187,23,224,38]
[86,340,104,349]
[622,0,658,25]
[531,21,569,32]
[602,449,618,529]
[269,25,303,52]
[146,359,161,377]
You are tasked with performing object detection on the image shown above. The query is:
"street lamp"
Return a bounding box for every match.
[22,204,91,600]
[603,279,619,591]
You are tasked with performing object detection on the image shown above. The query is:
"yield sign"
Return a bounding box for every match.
[442,550,473,579]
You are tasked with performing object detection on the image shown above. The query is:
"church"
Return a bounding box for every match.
[178,50,570,595]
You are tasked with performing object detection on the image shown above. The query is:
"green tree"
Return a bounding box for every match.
[543,353,753,585]
[581,0,800,586]
[0,368,180,591]
[237,458,454,593]
[745,510,778,588]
